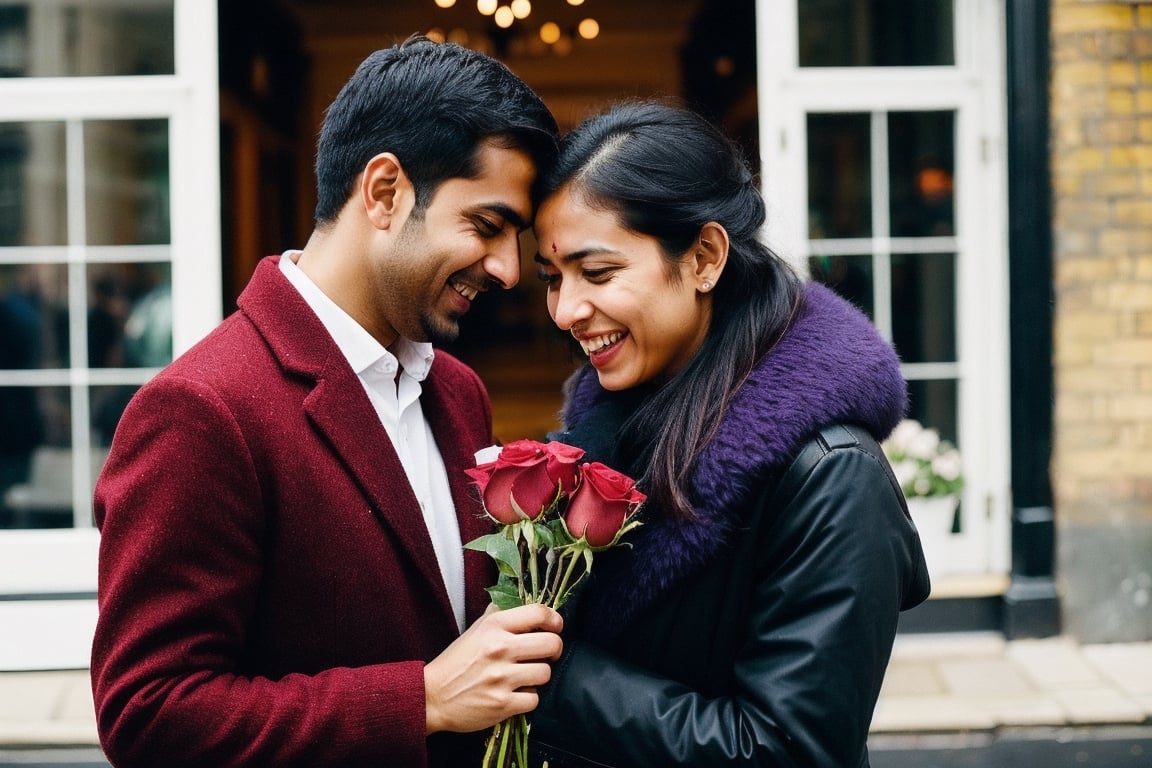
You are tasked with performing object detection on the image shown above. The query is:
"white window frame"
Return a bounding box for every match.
[0,0,219,670]
[755,0,1011,586]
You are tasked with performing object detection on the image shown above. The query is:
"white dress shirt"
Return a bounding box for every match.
[279,252,466,632]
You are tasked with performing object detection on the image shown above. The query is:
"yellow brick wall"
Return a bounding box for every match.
[1051,0,1152,523]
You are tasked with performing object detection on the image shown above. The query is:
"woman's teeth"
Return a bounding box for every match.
[579,332,623,356]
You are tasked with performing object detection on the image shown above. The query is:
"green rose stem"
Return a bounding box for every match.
[481,713,528,768]
[524,527,542,604]
[548,546,587,610]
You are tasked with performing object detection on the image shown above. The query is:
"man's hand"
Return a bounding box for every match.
[424,603,563,734]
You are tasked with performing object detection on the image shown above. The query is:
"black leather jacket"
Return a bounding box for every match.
[531,423,931,767]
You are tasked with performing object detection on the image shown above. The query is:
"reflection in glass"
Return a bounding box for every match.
[85,120,171,246]
[91,385,137,449]
[889,112,956,237]
[809,254,873,319]
[0,2,174,78]
[0,122,67,247]
[0,385,69,529]
[798,0,954,67]
[0,263,69,369]
[87,262,172,368]
[891,252,956,363]
[807,113,871,239]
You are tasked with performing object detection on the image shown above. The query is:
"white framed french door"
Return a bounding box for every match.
[755,0,1011,586]
[0,0,220,669]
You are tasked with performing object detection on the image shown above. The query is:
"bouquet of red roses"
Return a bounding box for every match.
[464,439,646,768]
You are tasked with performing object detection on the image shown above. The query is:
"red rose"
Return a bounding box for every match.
[465,440,570,524]
[542,441,584,494]
[563,462,646,547]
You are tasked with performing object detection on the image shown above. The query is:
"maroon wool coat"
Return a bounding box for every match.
[91,256,498,768]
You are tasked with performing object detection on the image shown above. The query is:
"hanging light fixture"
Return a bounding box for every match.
[431,0,600,57]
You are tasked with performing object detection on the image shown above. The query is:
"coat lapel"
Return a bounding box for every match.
[422,371,496,625]
[238,256,459,635]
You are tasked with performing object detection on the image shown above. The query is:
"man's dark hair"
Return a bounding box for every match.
[314,35,559,225]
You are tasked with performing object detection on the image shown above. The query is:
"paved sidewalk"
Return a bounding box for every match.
[1,633,1150,753]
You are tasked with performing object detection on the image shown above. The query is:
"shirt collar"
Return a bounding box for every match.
[279,251,435,381]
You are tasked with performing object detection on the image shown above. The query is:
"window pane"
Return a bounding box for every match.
[907,378,958,448]
[889,111,955,237]
[807,113,871,239]
[85,120,171,246]
[0,122,67,246]
[798,0,954,67]
[0,2,174,78]
[891,252,956,363]
[91,384,135,449]
[809,254,874,319]
[88,262,172,368]
[0,385,69,530]
[1,263,68,370]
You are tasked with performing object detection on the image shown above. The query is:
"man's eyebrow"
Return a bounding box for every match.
[479,203,528,231]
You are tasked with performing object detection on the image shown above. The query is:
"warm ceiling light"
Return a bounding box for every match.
[434,0,456,8]
[494,5,515,27]
[511,0,531,19]
[477,0,498,15]
[539,21,561,44]
[567,0,585,5]
[425,27,446,42]
[577,18,599,39]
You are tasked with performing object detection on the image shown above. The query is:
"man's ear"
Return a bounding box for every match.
[359,152,412,230]
[693,221,729,291]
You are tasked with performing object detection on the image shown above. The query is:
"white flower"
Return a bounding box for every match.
[885,420,922,455]
[906,427,941,461]
[932,450,962,483]
[881,419,964,499]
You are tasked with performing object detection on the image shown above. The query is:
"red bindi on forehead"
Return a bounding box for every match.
[551,242,557,253]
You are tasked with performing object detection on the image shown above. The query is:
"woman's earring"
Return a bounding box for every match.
[701,281,712,292]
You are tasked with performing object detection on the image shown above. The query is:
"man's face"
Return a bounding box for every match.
[373,142,536,346]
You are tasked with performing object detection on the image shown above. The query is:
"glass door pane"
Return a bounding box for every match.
[889,111,955,238]
[807,113,872,239]
[798,0,954,67]
[0,119,171,530]
[0,1,174,78]
[807,109,959,439]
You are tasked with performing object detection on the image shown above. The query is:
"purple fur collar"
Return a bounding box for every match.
[559,281,907,635]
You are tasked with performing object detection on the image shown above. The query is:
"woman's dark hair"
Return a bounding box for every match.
[544,101,802,521]
[313,35,559,225]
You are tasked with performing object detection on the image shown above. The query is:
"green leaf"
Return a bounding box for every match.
[480,533,523,579]
[486,581,524,610]
[534,521,556,549]
[546,517,574,546]
[463,533,503,552]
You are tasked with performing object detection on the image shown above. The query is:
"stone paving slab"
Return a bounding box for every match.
[872,635,1152,735]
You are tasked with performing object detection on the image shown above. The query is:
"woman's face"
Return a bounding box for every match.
[534,186,712,391]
